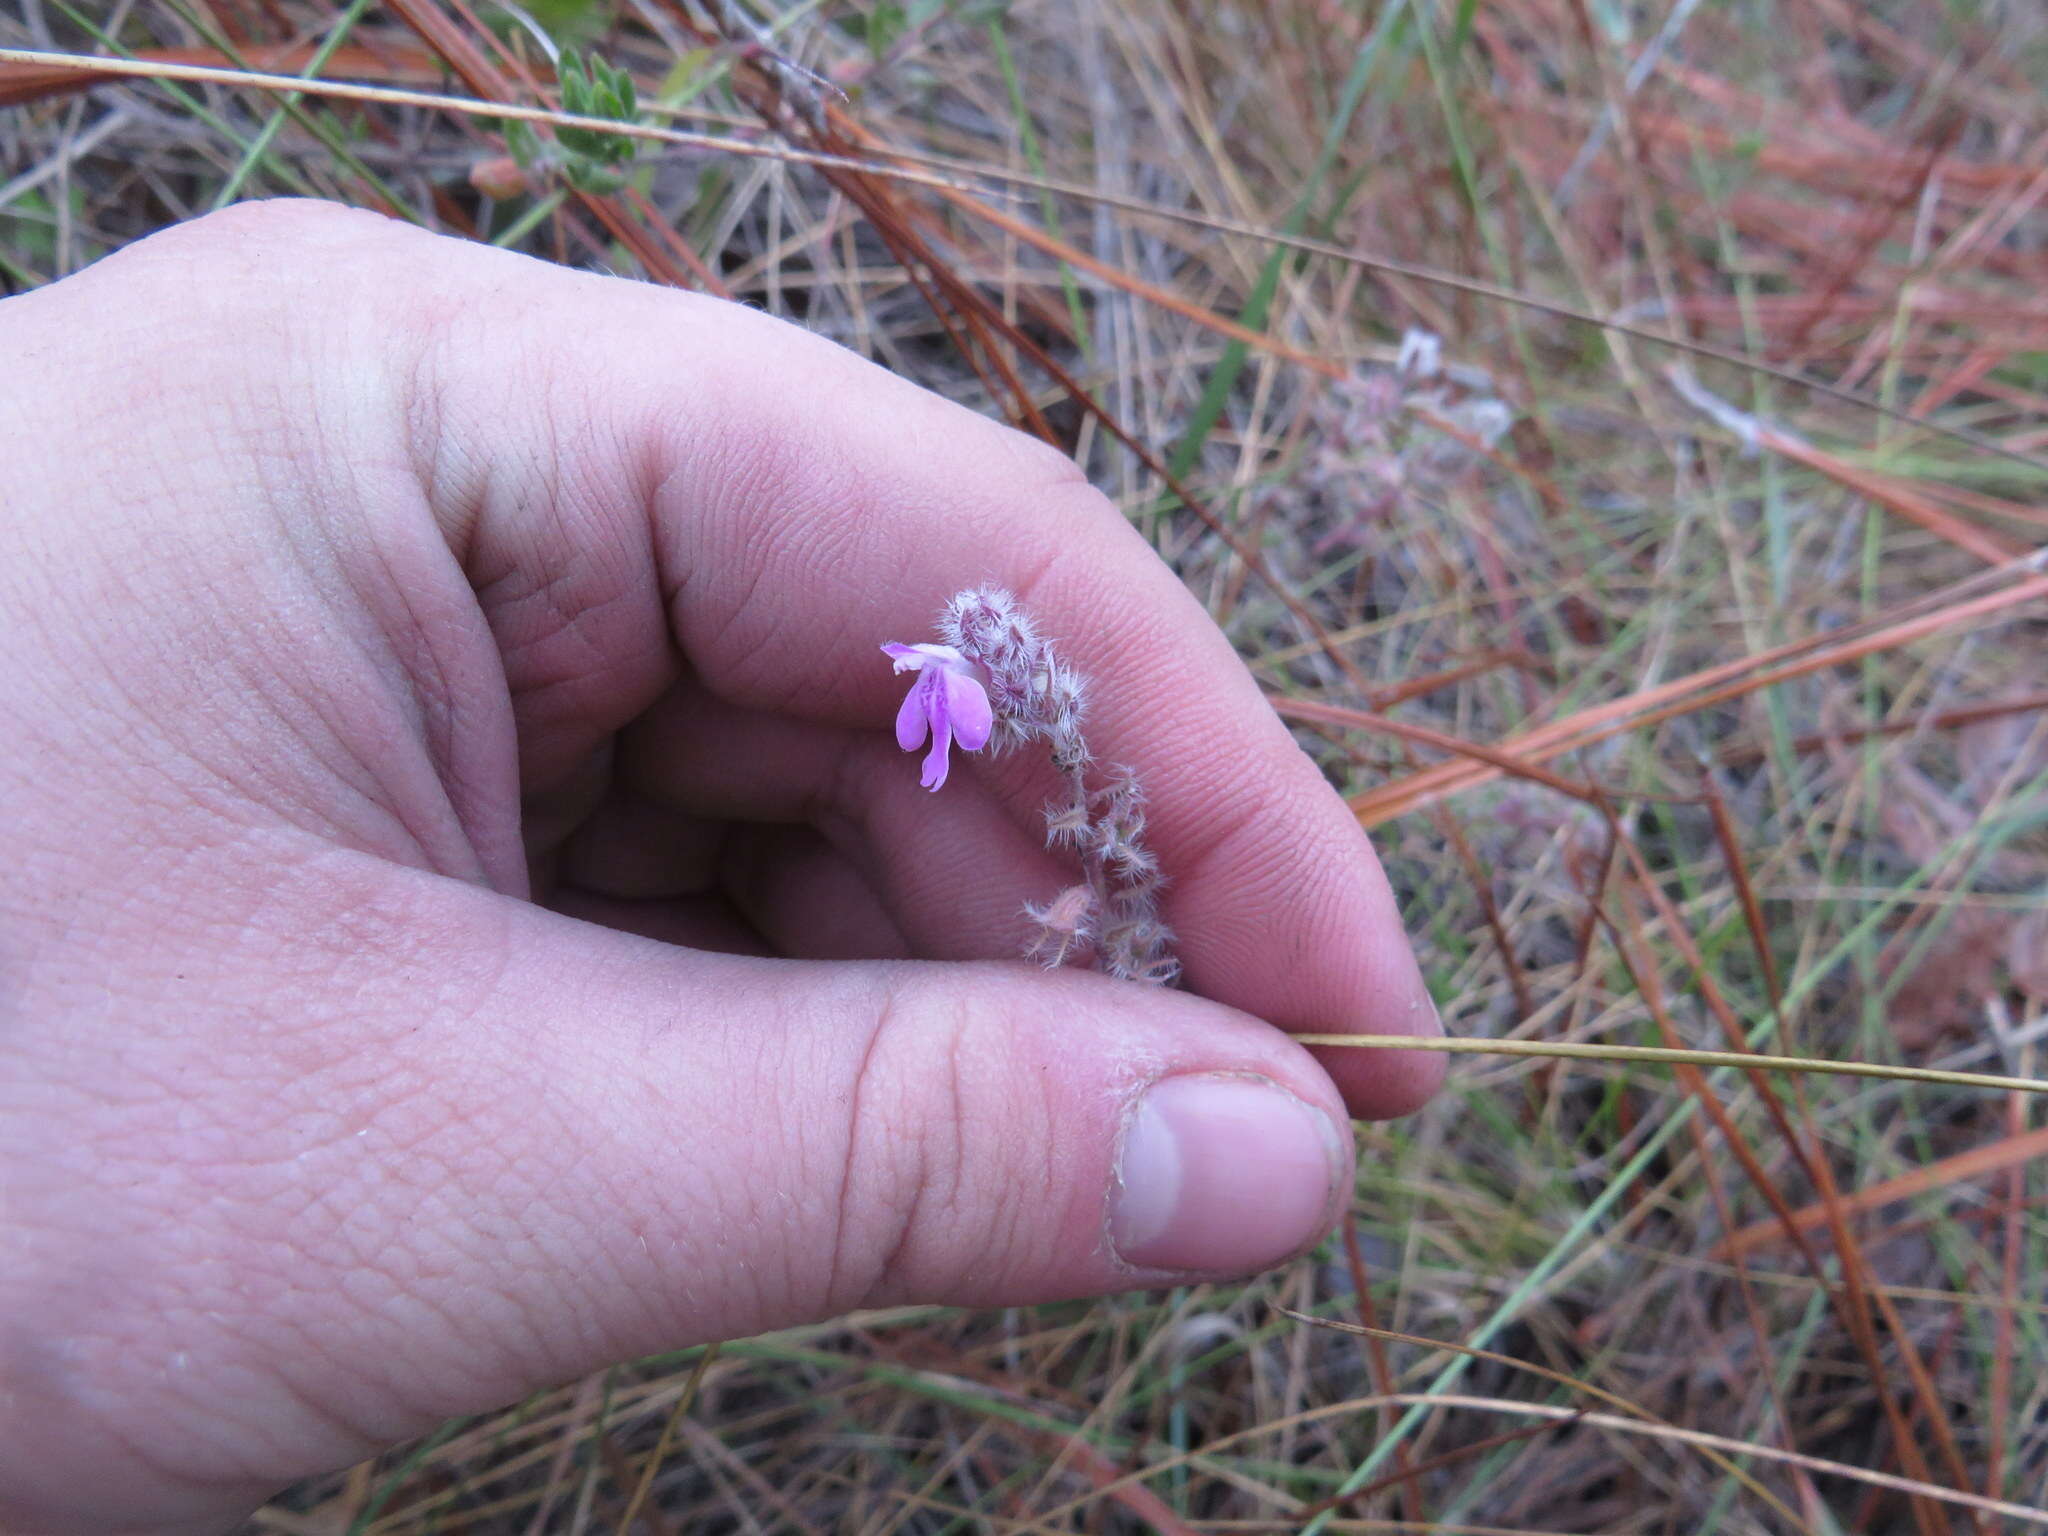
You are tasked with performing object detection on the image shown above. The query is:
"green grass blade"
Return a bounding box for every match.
[1163,0,1410,488]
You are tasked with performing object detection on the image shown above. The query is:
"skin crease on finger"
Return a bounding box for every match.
[0,199,1441,1533]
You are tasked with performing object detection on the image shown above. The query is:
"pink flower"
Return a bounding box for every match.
[882,642,994,791]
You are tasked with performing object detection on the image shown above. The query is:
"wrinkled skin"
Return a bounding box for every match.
[0,201,1441,1533]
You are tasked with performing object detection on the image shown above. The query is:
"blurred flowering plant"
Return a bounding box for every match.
[1299,327,1516,557]
[474,48,645,199]
[882,587,1178,984]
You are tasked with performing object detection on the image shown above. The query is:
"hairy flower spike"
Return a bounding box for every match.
[1043,795,1091,849]
[939,587,1093,764]
[1023,884,1095,969]
[886,588,1177,984]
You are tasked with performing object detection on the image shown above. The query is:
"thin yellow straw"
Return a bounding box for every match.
[1292,1033,2048,1096]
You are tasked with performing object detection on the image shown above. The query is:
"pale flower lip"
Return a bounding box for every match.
[881,642,993,791]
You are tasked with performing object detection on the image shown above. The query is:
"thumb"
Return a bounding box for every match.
[371,870,1352,1341]
[21,854,1355,1525]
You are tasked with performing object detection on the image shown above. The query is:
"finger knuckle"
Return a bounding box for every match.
[56,201,426,428]
[827,969,1046,1310]
[145,196,403,264]
[105,199,396,308]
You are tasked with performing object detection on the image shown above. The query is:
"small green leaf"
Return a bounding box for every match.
[504,118,542,167]
[551,48,641,174]
[563,160,626,195]
[557,50,591,112]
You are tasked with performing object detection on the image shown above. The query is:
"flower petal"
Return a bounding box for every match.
[894,674,931,752]
[940,667,993,752]
[881,641,966,674]
[920,708,953,790]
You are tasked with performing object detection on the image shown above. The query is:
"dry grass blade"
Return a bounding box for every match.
[1336,1396,2048,1530]
[1351,562,2048,824]
[613,1344,718,1536]
[0,40,443,105]
[1713,1123,2048,1261]
[1273,1309,1806,1530]
[1289,1035,2048,1096]
[5,44,2043,471]
[1022,1386,2046,1533]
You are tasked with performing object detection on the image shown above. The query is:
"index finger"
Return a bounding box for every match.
[584,264,1442,1119]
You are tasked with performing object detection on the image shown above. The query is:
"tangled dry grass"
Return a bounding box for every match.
[5,0,2048,1530]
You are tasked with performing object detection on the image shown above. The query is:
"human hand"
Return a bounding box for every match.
[0,200,1440,1533]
